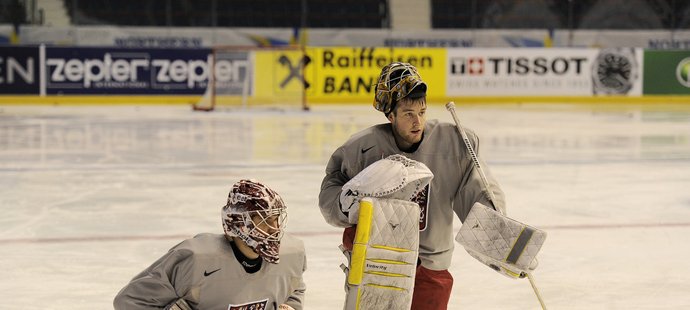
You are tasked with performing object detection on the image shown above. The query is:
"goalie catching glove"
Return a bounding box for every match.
[340,154,434,224]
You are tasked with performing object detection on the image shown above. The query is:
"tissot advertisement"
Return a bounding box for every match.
[446,48,643,96]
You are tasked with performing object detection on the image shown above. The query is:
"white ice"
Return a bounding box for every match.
[1,103,689,309]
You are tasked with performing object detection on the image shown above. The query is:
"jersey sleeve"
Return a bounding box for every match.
[113,246,194,310]
[318,145,353,228]
[452,130,507,222]
[283,249,307,310]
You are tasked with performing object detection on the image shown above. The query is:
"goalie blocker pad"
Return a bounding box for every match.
[344,197,420,310]
[455,202,546,279]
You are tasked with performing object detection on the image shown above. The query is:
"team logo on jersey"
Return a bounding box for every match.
[227,298,268,310]
[413,184,430,231]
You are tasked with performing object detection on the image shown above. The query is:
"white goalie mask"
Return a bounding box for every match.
[222,179,287,264]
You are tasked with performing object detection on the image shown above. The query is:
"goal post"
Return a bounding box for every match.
[193,45,309,111]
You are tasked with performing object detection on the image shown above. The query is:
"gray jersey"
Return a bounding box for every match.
[114,233,306,310]
[319,119,506,270]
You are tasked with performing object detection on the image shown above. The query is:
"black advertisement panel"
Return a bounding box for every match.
[45,47,214,94]
[0,46,40,94]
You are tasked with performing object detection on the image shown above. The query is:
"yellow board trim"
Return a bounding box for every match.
[0,95,201,105]
[1,95,688,106]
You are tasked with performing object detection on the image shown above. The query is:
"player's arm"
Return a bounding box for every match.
[453,131,506,221]
[282,250,307,310]
[318,146,353,228]
[114,248,194,310]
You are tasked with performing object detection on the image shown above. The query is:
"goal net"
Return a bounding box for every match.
[193,45,309,111]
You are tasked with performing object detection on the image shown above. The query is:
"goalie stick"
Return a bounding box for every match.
[446,102,548,310]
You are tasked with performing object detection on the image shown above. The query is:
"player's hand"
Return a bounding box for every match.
[278,304,295,310]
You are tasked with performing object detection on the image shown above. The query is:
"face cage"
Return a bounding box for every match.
[243,208,287,243]
[374,65,425,114]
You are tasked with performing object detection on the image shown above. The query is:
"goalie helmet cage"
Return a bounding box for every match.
[192,45,309,112]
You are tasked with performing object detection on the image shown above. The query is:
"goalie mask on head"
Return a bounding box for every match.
[340,154,433,223]
[222,179,287,264]
[374,62,427,115]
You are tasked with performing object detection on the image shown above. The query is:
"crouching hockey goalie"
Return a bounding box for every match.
[335,154,434,310]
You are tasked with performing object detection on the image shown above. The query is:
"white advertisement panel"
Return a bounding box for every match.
[447,48,643,97]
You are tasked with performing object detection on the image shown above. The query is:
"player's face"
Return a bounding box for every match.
[388,98,426,150]
[251,212,282,238]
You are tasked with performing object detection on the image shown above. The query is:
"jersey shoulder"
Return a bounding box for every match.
[280,233,305,256]
[170,233,227,257]
[426,119,479,141]
[342,124,390,147]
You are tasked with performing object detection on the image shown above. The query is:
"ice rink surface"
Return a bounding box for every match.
[1,102,689,309]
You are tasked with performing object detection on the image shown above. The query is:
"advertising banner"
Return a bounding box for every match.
[446,48,643,97]
[45,47,217,94]
[0,45,40,94]
[304,47,446,102]
[253,48,307,102]
[643,50,690,95]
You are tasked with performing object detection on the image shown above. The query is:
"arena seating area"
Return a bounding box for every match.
[64,0,388,28]
[2,0,690,29]
[430,0,690,29]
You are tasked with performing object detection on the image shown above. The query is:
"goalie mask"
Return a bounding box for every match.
[374,62,427,115]
[222,179,287,264]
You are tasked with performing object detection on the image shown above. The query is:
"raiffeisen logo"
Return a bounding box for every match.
[676,57,690,88]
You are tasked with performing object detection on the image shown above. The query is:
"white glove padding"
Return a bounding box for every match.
[455,202,546,279]
[340,154,433,224]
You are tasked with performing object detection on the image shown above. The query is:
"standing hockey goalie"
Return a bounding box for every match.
[114,179,307,310]
[339,154,433,310]
[319,62,507,310]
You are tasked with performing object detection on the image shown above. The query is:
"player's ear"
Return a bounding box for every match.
[386,111,395,122]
